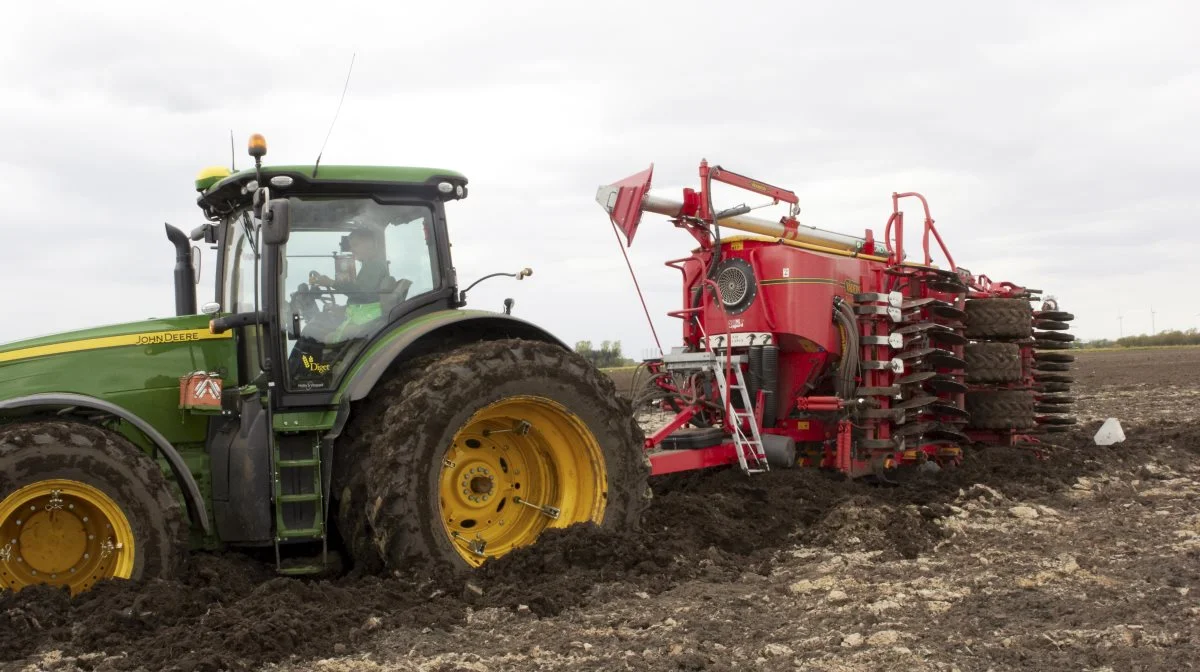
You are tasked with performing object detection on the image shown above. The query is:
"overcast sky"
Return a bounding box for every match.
[1,1,1196,357]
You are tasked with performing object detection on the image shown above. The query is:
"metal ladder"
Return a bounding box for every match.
[709,355,771,474]
[272,436,327,574]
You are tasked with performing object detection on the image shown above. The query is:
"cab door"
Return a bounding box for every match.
[206,210,275,544]
[221,211,268,386]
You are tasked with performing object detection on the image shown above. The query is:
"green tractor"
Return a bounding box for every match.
[0,135,649,595]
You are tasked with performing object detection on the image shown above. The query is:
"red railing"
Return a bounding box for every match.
[885,191,955,270]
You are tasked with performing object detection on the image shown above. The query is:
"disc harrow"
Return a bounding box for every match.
[1030,300,1077,432]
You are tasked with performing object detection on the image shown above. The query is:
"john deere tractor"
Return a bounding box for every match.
[0,135,649,594]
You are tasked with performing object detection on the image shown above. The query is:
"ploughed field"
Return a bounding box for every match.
[3,347,1199,672]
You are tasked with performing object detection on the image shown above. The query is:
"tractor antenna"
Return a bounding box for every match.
[229,129,236,171]
[313,52,356,179]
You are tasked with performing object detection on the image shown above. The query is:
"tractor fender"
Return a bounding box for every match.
[0,392,210,534]
[340,310,570,403]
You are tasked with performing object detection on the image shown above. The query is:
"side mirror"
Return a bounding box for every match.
[262,199,290,245]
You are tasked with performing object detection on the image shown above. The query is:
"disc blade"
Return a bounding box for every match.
[1035,331,1076,342]
[894,395,938,411]
[927,402,970,418]
[1034,352,1075,363]
[896,371,938,385]
[925,376,968,394]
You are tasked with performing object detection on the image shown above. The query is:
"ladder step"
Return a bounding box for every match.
[278,493,321,503]
[276,564,326,575]
[277,458,320,468]
[277,528,323,539]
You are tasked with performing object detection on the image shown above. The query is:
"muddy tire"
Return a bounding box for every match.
[340,339,650,573]
[964,298,1033,339]
[965,390,1036,430]
[0,421,187,594]
[964,342,1022,383]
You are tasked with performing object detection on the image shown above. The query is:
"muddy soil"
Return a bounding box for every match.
[3,347,1199,672]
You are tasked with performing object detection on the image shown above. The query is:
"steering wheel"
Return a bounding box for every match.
[306,271,342,305]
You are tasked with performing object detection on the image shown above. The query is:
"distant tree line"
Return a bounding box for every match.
[574,340,636,368]
[1076,328,1200,349]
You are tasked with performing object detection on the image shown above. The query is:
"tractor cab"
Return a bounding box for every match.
[187,136,467,401]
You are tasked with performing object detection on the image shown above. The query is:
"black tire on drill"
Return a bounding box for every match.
[965,390,1036,430]
[964,342,1023,383]
[964,298,1033,339]
[336,338,651,572]
[0,420,188,586]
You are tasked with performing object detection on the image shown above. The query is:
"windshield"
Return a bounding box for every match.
[281,197,438,392]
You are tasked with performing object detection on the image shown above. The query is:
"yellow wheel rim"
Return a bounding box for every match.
[0,479,136,595]
[439,395,607,566]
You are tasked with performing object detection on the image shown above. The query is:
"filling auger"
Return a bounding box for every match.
[597,160,1075,480]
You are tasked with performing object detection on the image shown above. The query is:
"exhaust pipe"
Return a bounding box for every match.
[164,223,197,316]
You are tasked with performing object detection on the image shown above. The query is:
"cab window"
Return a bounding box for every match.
[280,197,438,392]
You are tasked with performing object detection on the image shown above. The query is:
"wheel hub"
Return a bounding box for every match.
[0,479,135,595]
[468,474,494,496]
[20,508,89,574]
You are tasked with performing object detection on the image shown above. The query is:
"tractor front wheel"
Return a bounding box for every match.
[340,339,650,572]
[0,421,187,595]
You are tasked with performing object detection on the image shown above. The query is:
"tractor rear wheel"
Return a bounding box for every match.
[340,339,650,572]
[0,421,187,595]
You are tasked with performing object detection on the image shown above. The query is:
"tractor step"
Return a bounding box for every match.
[277,458,320,468]
[276,564,327,576]
[278,493,321,504]
[277,527,324,538]
[272,433,329,572]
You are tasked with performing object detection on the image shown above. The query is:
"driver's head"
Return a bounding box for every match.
[346,225,384,258]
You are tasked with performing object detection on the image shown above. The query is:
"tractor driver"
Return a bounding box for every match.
[310,225,389,302]
[308,223,398,342]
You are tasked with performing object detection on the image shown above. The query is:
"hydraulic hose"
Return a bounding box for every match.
[832,298,861,399]
[841,300,861,399]
[838,299,861,399]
